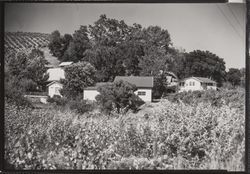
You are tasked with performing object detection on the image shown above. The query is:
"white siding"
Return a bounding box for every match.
[207,85,217,90]
[134,88,152,102]
[179,78,202,92]
[83,88,152,102]
[48,83,63,97]
[83,90,100,101]
[179,77,217,92]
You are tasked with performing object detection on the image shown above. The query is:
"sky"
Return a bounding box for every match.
[5,3,246,69]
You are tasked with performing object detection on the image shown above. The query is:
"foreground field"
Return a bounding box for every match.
[5,89,245,170]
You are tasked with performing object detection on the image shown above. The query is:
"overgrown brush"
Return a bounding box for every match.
[5,89,245,171]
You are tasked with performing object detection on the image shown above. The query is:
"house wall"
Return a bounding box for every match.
[83,90,100,101]
[179,78,203,92]
[83,88,152,102]
[47,68,65,81]
[134,88,152,102]
[206,85,217,90]
[48,83,63,97]
[179,78,217,92]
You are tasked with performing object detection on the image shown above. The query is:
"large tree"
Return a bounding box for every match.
[226,68,242,87]
[138,26,172,76]
[63,26,91,62]
[6,49,49,91]
[60,61,96,98]
[48,30,64,58]
[84,46,125,82]
[85,15,142,81]
[182,50,226,86]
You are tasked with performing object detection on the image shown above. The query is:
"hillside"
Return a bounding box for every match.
[4,32,60,67]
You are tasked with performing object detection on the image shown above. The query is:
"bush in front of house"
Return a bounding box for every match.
[68,99,94,114]
[47,95,68,106]
[5,77,32,108]
[96,80,145,114]
[167,88,244,109]
[47,95,94,114]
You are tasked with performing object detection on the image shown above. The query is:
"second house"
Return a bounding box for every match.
[83,76,154,102]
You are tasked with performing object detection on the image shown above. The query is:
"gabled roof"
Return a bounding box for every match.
[84,82,112,90]
[165,71,178,79]
[181,77,217,83]
[59,62,73,67]
[114,76,154,88]
[46,81,62,87]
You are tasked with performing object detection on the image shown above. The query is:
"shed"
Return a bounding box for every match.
[47,81,63,98]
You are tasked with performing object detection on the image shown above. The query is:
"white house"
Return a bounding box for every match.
[47,81,63,98]
[47,62,73,82]
[46,62,73,97]
[83,76,154,102]
[114,76,153,102]
[179,77,217,92]
[83,82,109,101]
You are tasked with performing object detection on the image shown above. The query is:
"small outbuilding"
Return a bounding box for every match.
[83,82,108,101]
[179,77,217,92]
[47,81,63,98]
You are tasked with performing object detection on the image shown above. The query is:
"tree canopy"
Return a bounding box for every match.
[60,61,96,98]
[47,14,240,96]
[180,50,226,87]
[6,49,49,92]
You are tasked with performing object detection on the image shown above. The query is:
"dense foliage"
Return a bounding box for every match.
[5,49,49,106]
[60,61,96,99]
[96,80,144,114]
[180,50,226,87]
[226,68,245,87]
[5,89,244,170]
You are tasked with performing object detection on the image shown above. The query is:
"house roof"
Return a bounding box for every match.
[47,68,65,81]
[59,62,73,67]
[165,71,178,79]
[46,81,62,87]
[181,77,217,83]
[114,76,154,88]
[84,82,111,90]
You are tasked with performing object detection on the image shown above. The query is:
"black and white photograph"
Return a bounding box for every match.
[4,2,246,171]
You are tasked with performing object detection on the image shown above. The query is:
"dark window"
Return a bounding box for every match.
[138,91,146,96]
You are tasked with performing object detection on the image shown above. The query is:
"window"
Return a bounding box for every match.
[55,87,60,94]
[138,91,146,96]
[189,81,195,86]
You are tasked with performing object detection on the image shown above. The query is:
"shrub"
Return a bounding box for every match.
[5,78,32,107]
[167,89,244,109]
[68,99,94,114]
[5,89,244,171]
[19,78,37,92]
[47,95,67,106]
[96,80,144,114]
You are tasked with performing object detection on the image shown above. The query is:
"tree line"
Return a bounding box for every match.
[48,14,245,98]
[4,14,245,105]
